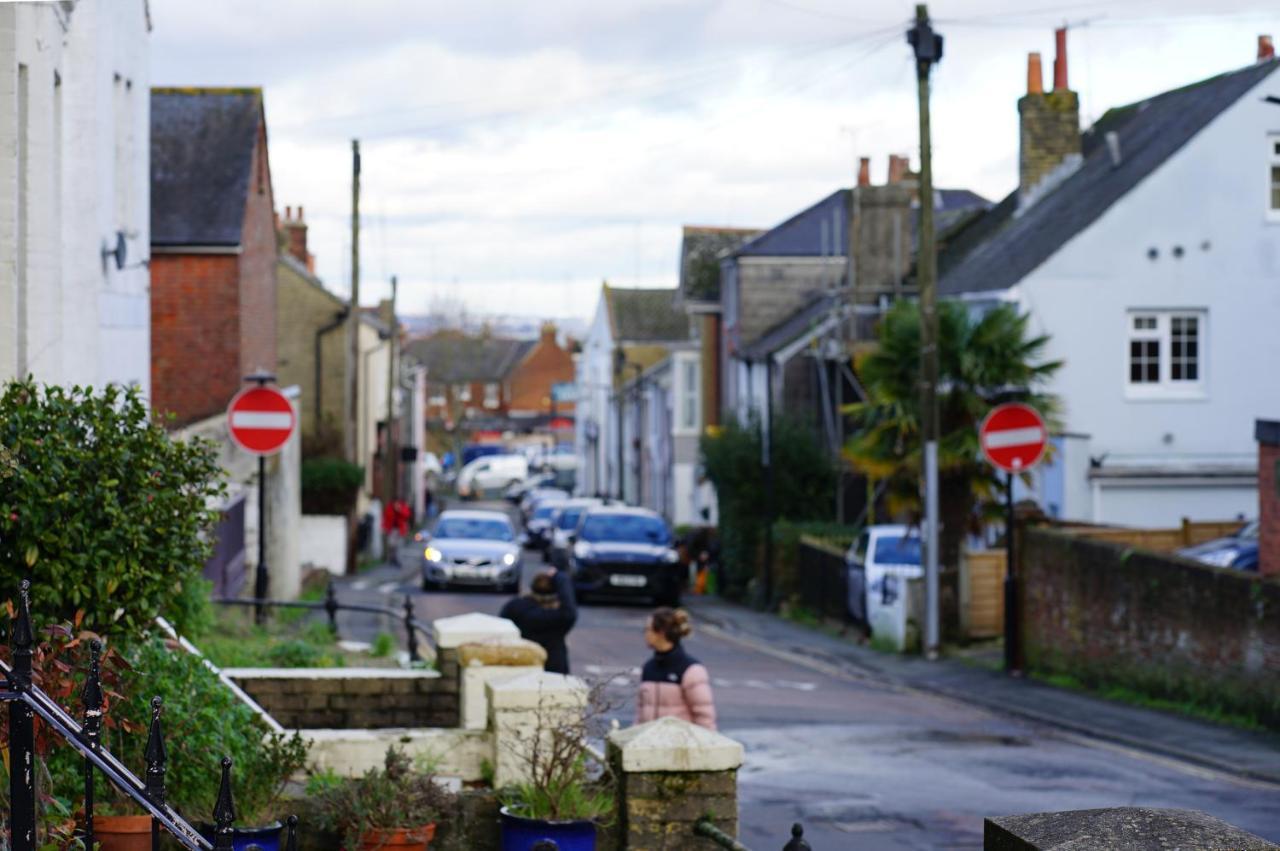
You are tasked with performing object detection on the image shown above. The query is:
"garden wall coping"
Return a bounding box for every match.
[984,807,1277,850]
[607,716,744,773]
[458,637,547,667]
[223,666,440,679]
[433,612,520,649]
[303,727,491,781]
[486,670,589,710]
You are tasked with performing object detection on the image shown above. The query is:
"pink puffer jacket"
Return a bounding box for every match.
[635,645,717,730]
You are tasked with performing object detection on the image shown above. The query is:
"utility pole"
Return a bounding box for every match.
[382,275,398,560]
[909,5,943,658]
[346,139,361,465]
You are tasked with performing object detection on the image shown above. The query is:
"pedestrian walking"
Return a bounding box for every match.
[636,607,717,730]
[499,568,577,674]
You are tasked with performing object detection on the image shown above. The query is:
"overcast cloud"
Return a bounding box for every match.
[151,1,1279,320]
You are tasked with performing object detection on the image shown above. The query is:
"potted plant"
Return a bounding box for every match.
[312,747,454,850]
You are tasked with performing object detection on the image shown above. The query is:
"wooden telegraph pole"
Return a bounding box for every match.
[347,140,361,465]
[908,5,943,657]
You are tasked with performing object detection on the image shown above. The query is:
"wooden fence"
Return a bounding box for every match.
[961,550,1006,639]
[1060,518,1242,553]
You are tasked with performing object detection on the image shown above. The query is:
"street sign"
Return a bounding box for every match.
[227,386,296,455]
[979,402,1047,473]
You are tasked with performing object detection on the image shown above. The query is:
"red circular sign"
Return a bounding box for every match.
[979,403,1048,473]
[227,386,296,455]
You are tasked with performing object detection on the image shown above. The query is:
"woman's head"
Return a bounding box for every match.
[529,570,559,608]
[645,607,692,651]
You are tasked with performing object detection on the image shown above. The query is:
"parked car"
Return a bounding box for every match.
[545,498,604,569]
[456,454,529,499]
[520,486,570,522]
[504,471,555,504]
[1176,520,1258,571]
[524,497,569,550]
[567,506,682,605]
[418,509,522,592]
[846,525,922,651]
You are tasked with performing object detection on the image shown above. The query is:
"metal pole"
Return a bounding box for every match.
[9,580,35,851]
[1003,471,1019,674]
[910,3,943,659]
[255,453,268,624]
[762,359,775,609]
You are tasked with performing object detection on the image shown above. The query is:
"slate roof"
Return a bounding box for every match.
[151,88,263,247]
[679,226,763,302]
[404,332,534,383]
[604,286,690,343]
[939,59,1280,296]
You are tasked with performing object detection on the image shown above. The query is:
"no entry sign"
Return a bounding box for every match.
[227,386,295,455]
[979,402,1047,473]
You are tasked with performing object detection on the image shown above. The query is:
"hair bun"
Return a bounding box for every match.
[673,609,692,638]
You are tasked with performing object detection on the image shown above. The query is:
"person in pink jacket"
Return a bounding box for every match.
[635,607,717,730]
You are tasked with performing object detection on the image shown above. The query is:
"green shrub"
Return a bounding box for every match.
[0,379,225,640]
[370,632,396,658]
[773,520,859,601]
[301,457,364,515]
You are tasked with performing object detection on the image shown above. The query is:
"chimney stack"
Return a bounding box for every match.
[1027,52,1043,95]
[282,203,310,269]
[857,156,871,187]
[1018,31,1081,202]
[887,154,910,184]
[1259,35,1275,62]
[1053,28,1068,90]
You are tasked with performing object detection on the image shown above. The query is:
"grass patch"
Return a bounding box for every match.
[199,606,400,669]
[1032,670,1269,733]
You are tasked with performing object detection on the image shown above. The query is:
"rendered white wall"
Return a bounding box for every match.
[299,515,348,576]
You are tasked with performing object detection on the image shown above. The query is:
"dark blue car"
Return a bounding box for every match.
[1176,520,1258,571]
[567,507,683,605]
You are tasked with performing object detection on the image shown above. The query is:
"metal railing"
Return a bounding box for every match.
[214,577,435,662]
[796,537,866,632]
[2,580,302,850]
[693,818,813,850]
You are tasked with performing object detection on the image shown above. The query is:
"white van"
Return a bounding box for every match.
[456,454,529,499]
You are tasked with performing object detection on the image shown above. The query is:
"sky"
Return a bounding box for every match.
[150,1,1279,321]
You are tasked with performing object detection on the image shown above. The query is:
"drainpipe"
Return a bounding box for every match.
[315,309,349,430]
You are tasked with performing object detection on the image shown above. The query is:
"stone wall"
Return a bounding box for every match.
[1021,527,1280,726]
[229,655,459,729]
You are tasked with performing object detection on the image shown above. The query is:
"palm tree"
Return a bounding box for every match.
[844,300,1061,569]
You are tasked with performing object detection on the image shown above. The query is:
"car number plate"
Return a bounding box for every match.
[609,574,647,588]
[453,566,483,579]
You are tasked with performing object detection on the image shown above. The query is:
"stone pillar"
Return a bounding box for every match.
[487,671,588,788]
[432,613,520,729]
[606,717,745,850]
[457,638,546,730]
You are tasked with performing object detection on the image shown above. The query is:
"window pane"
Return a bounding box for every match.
[1130,363,1143,382]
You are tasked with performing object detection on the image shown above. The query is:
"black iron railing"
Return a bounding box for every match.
[215,578,435,663]
[692,818,813,850]
[2,580,301,850]
[796,537,867,632]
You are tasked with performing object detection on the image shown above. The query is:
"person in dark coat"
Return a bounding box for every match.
[499,568,577,674]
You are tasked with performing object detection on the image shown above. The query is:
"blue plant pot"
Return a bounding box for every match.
[500,806,596,851]
[199,822,283,851]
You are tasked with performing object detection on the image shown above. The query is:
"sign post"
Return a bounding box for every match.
[978,402,1048,675]
[227,375,297,623]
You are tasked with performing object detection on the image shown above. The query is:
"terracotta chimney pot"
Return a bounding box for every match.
[1260,35,1275,62]
[857,157,871,187]
[1053,28,1068,91]
[1027,52,1043,95]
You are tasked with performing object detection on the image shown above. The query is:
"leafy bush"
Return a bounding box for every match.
[300,457,364,515]
[197,612,345,669]
[311,747,454,847]
[0,380,225,640]
[701,416,838,603]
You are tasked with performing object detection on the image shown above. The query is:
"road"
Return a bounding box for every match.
[346,501,1280,850]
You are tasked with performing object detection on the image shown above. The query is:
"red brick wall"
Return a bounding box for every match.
[1260,440,1280,577]
[507,332,575,415]
[238,119,278,378]
[150,254,242,425]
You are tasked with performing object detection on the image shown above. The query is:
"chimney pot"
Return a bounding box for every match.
[857,157,871,187]
[887,154,910,184]
[1027,52,1044,95]
[298,205,305,221]
[1260,35,1275,62]
[1053,28,1068,91]
[285,205,292,220]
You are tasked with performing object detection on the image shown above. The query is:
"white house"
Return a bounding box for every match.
[940,35,1280,526]
[0,0,152,391]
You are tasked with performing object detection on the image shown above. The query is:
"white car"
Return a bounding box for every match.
[846,524,922,651]
[456,454,528,499]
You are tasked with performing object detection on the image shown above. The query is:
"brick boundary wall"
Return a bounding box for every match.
[229,648,461,729]
[1020,528,1280,727]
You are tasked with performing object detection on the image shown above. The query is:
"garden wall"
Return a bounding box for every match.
[1020,527,1280,726]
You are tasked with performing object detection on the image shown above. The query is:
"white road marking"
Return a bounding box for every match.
[351,579,370,591]
[229,411,293,429]
[377,581,399,595]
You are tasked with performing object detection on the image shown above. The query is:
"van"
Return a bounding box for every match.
[456,454,529,499]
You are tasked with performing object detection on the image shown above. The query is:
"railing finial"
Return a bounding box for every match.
[212,756,236,849]
[285,814,299,851]
[13,578,34,657]
[83,639,104,724]
[403,593,419,662]
[324,578,339,634]
[783,822,812,850]
[144,696,167,803]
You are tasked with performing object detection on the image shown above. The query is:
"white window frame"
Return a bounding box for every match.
[1124,309,1207,401]
[674,354,700,436]
[1269,134,1280,222]
[458,384,471,403]
[484,382,500,409]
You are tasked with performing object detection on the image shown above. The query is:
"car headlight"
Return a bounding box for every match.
[573,541,593,561]
[1198,548,1239,567]
[503,553,517,566]
[425,547,443,563]
[663,549,680,564]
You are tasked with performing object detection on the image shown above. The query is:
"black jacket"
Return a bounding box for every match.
[500,570,577,674]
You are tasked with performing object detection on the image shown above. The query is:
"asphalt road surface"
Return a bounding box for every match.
[352,501,1280,850]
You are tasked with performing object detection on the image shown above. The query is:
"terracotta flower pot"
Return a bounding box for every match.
[357,824,436,851]
[93,814,152,851]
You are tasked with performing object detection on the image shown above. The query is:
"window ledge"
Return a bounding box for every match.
[1124,386,1208,402]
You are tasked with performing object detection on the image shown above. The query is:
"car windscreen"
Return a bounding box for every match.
[557,507,586,530]
[874,535,921,566]
[579,514,669,545]
[1238,520,1259,539]
[434,518,512,541]
[532,503,563,521]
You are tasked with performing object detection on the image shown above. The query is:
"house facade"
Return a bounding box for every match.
[150,87,277,426]
[940,36,1280,526]
[0,0,151,390]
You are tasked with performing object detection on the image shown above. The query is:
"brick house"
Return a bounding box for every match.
[150,87,277,426]
[405,330,533,425]
[506,322,577,419]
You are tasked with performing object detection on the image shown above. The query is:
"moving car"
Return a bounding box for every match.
[419,510,522,592]
[567,506,682,605]
[546,498,604,569]
[1176,520,1258,571]
[524,497,569,550]
[456,454,528,499]
[520,486,570,523]
[504,471,555,504]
